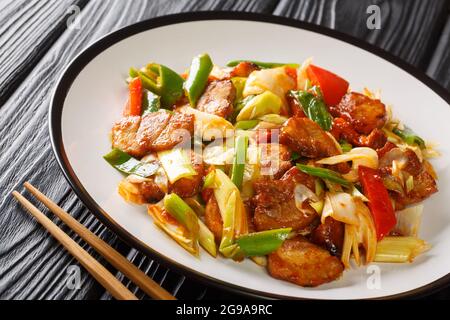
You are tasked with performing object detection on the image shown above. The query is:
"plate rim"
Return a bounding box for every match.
[49,11,450,300]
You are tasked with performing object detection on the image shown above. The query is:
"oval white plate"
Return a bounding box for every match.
[50,13,450,299]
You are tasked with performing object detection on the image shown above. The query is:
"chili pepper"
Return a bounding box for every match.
[234,120,259,130]
[358,166,397,240]
[226,60,299,69]
[184,53,213,106]
[392,126,425,149]
[289,90,333,131]
[124,77,142,116]
[129,63,184,108]
[141,90,160,115]
[236,228,291,256]
[306,64,349,106]
[103,148,159,177]
[296,164,351,187]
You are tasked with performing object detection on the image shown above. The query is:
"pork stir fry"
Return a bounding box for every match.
[104,55,438,287]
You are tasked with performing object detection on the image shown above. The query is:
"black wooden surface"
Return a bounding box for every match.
[0,0,449,300]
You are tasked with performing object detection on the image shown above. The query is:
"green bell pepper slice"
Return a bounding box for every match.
[129,63,184,109]
[141,90,160,115]
[296,164,351,187]
[103,148,158,177]
[393,126,426,149]
[184,53,213,106]
[226,60,299,69]
[289,90,333,131]
[236,228,291,256]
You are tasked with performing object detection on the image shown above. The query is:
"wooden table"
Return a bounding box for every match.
[1,0,449,300]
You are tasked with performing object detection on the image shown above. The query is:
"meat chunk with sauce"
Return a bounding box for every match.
[169,152,204,198]
[151,113,195,151]
[393,171,437,209]
[112,116,146,158]
[268,237,344,287]
[230,61,260,77]
[280,117,340,158]
[330,92,387,135]
[280,167,316,191]
[197,80,236,118]
[204,195,223,243]
[135,111,172,153]
[311,217,344,256]
[252,179,317,232]
[259,143,292,178]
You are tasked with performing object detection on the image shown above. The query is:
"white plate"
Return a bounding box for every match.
[50,12,450,299]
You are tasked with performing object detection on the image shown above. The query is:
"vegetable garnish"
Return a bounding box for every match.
[234,120,260,130]
[393,126,426,149]
[226,60,299,69]
[374,236,429,263]
[289,90,332,131]
[129,63,184,108]
[296,164,351,187]
[306,64,349,106]
[358,166,396,240]
[184,53,214,106]
[103,148,158,177]
[236,228,291,257]
[124,77,143,116]
[142,90,160,114]
[230,135,249,189]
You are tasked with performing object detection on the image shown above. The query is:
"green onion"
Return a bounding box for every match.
[393,126,426,149]
[103,148,158,177]
[230,135,248,189]
[236,228,291,257]
[226,60,299,69]
[339,140,353,152]
[296,164,351,187]
[235,120,259,130]
[289,90,332,131]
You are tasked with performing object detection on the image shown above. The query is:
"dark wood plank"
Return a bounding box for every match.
[274,0,448,69]
[0,0,277,300]
[427,16,450,92]
[0,0,89,107]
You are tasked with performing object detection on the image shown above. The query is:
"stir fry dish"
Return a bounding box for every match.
[104,54,439,287]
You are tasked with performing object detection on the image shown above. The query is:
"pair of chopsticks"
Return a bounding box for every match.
[12,182,175,300]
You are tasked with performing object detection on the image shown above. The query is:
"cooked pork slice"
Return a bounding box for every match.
[393,171,437,209]
[280,167,316,191]
[229,61,259,78]
[330,92,387,135]
[280,117,340,158]
[310,217,344,256]
[259,143,292,179]
[111,116,146,158]
[135,111,172,152]
[151,112,195,151]
[252,179,317,232]
[204,195,223,243]
[197,80,236,118]
[268,237,344,287]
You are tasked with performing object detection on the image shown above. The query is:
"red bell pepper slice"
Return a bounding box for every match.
[285,66,298,87]
[124,77,143,116]
[306,64,349,106]
[358,166,396,240]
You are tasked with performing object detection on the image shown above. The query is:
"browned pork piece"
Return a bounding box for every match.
[330,92,387,135]
[311,217,344,256]
[197,80,236,118]
[204,195,223,243]
[259,143,293,179]
[229,61,259,77]
[111,116,146,158]
[252,178,317,232]
[268,237,344,287]
[379,148,437,210]
[280,117,340,158]
[112,110,195,157]
[280,167,316,191]
[169,152,204,198]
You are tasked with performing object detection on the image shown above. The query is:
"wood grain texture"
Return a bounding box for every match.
[274,0,448,70]
[0,0,89,107]
[427,16,450,92]
[0,0,277,300]
[0,0,449,301]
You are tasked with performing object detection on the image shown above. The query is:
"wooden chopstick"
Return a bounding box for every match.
[12,190,138,300]
[23,182,175,300]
